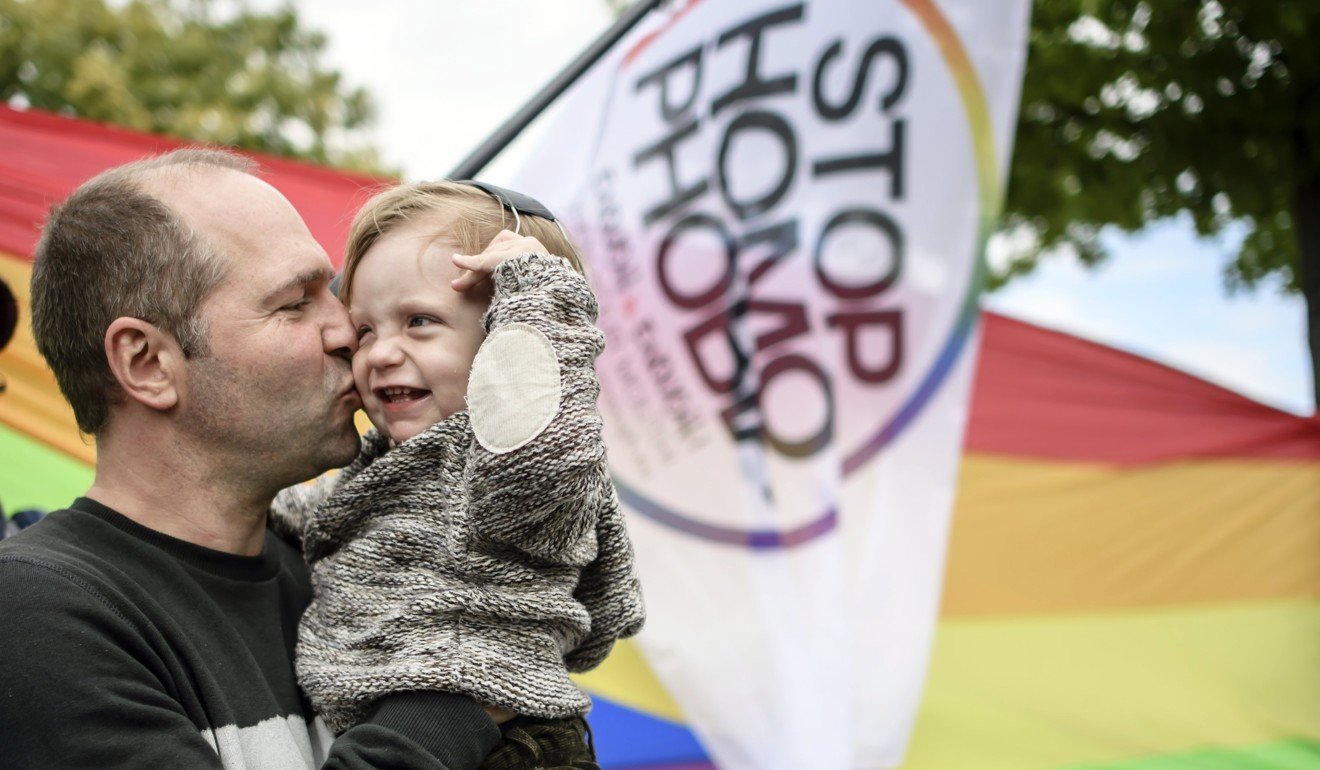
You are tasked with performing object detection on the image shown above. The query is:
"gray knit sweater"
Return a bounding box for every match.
[271,253,645,734]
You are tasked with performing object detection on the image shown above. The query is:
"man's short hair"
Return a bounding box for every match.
[31,148,256,435]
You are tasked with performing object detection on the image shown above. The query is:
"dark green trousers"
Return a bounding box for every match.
[480,716,600,770]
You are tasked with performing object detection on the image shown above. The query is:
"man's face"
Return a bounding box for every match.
[160,168,361,490]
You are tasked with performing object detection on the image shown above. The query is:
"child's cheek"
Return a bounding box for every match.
[349,358,374,411]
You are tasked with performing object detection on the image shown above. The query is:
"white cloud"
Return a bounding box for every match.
[284,0,613,179]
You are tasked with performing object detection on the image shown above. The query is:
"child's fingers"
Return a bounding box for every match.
[481,231,547,259]
[452,253,499,282]
[450,267,491,293]
[451,268,477,291]
[451,252,482,270]
[452,234,553,289]
[511,235,548,256]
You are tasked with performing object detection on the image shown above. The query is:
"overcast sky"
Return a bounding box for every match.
[284,0,1311,416]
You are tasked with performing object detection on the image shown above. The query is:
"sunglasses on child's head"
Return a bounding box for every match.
[455,180,563,237]
[330,180,571,297]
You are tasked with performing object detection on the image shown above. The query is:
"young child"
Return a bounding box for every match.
[271,181,644,760]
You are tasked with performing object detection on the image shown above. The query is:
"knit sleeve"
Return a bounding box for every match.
[269,471,342,545]
[299,429,393,564]
[461,252,606,565]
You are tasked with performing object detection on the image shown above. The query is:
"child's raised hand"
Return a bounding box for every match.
[451,229,550,293]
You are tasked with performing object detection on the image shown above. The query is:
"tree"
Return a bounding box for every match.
[0,0,387,174]
[1000,1,1317,405]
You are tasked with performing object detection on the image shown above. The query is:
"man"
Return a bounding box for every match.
[0,150,502,767]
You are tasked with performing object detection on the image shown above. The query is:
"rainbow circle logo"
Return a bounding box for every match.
[597,0,1004,549]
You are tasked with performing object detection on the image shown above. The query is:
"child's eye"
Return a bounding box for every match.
[407,316,436,328]
[355,324,372,341]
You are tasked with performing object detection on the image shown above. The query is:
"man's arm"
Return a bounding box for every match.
[328,693,501,769]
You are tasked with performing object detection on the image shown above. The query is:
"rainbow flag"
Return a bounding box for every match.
[1,104,1316,769]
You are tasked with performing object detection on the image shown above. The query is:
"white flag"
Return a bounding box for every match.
[504,1,1029,767]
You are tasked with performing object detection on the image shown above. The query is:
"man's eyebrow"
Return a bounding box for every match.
[263,267,334,303]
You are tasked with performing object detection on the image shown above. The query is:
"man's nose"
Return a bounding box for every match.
[321,294,357,362]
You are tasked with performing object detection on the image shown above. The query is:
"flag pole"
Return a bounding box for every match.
[448,0,666,179]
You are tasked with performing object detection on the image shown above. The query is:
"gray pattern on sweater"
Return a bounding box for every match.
[272,253,645,734]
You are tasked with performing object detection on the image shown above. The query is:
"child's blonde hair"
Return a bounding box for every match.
[340,180,584,303]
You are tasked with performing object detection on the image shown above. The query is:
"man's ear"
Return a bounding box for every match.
[104,317,183,413]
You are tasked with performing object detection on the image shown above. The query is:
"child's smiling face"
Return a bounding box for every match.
[347,217,489,444]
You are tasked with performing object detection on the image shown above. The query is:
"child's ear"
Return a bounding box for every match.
[104,317,183,413]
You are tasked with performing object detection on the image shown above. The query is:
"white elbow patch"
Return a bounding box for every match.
[468,322,562,454]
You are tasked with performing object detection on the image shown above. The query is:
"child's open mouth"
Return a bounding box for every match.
[376,386,432,405]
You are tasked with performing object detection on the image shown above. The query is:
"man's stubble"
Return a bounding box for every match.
[182,347,360,503]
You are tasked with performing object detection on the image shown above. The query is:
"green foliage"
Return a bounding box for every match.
[0,0,388,174]
[999,1,1309,294]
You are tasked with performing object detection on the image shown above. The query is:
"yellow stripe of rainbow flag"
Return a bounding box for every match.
[0,250,92,466]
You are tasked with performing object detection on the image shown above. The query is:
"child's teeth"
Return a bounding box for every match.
[381,386,419,402]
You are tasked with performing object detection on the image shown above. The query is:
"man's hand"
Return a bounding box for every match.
[483,705,518,725]
[451,229,551,293]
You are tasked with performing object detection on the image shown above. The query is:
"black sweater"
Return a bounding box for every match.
[0,497,501,768]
